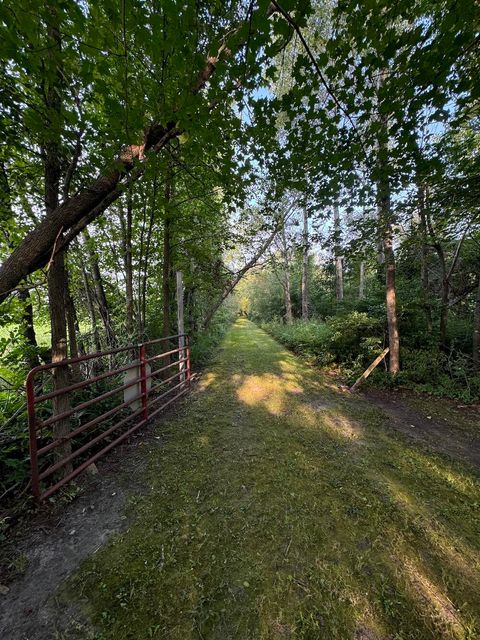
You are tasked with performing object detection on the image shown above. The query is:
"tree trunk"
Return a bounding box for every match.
[280,225,293,324]
[301,208,309,320]
[65,269,82,381]
[18,288,40,370]
[79,256,102,352]
[48,252,72,472]
[43,4,73,473]
[377,69,399,374]
[83,231,116,346]
[359,262,365,300]
[473,277,480,370]
[120,189,134,337]
[417,184,433,333]
[439,268,449,349]
[333,203,343,301]
[162,175,173,341]
[383,222,400,374]
[185,283,197,335]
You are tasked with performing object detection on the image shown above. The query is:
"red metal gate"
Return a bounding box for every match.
[26,335,191,501]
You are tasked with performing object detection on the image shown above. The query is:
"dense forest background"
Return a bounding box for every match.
[0,0,479,501]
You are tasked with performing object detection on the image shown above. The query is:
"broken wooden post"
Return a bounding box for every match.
[349,347,390,392]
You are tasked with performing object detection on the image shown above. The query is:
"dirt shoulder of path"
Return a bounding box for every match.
[363,386,480,470]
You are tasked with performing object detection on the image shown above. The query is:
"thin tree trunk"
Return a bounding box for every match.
[139,177,157,337]
[334,203,343,301]
[120,189,134,337]
[382,219,400,373]
[280,225,293,324]
[185,283,197,335]
[417,184,432,333]
[301,208,309,320]
[79,257,102,352]
[162,166,175,349]
[65,269,82,381]
[18,288,40,370]
[473,277,480,370]
[359,262,365,300]
[83,231,116,346]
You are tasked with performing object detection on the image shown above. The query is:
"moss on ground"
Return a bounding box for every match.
[71,319,480,639]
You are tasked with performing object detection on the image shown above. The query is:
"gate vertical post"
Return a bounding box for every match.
[26,370,40,498]
[139,344,148,420]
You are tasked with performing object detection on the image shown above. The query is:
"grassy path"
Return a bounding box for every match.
[73,320,480,639]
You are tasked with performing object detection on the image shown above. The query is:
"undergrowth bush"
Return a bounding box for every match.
[262,312,383,368]
[261,314,480,403]
[371,348,480,402]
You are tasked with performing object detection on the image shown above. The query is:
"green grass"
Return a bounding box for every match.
[70,319,480,639]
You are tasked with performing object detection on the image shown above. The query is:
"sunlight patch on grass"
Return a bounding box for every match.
[401,557,468,639]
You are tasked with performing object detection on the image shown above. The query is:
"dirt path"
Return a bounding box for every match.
[1,320,480,639]
[364,388,480,470]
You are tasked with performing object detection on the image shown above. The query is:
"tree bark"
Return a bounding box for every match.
[334,203,344,302]
[301,208,309,319]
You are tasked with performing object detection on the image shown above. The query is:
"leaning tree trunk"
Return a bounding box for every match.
[301,207,309,320]
[0,30,239,302]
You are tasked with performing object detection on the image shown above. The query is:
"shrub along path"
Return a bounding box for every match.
[65,319,480,639]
